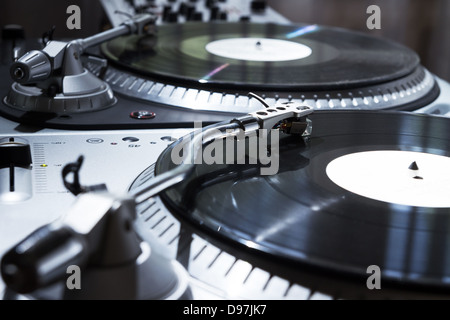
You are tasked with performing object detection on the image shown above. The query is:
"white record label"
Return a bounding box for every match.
[326,150,450,208]
[205,38,312,62]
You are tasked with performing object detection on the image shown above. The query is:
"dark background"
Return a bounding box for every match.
[0,0,106,38]
[1,0,449,81]
[269,0,450,82]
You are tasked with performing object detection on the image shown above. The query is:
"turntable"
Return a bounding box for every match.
[1,10,450,128]
[1,1,450,301]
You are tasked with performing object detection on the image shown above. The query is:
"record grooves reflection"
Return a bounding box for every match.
[102,23,420,91]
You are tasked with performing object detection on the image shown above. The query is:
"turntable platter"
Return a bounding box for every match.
[102,22,420,90]
[149,111,450,293]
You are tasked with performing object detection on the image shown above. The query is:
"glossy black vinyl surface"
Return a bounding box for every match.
[156,111,450,291]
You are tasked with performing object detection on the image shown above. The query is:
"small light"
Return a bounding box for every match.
[130,110,155,120]
[40,164,48,167]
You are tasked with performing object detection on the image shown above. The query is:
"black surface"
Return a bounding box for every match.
[155,110,450,292]
[102,22,420,91]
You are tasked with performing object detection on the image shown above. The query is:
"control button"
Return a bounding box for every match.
[210,6,220,20]
[86,138,104,144]
[130,110,156,119]
[122,137,140,142]
[178,2,188,15]
[189,11,203,21]
[185,4,195,18]
[240,15,251,22]
[206,0,217,9]
[219,12,228,20]
[162,5,172,21]
[251,0,267,11]
[166,11,179,23]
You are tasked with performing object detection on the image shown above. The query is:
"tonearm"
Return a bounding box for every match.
[5,13,156,114]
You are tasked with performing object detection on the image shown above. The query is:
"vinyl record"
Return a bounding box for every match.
[102,22,420,91]
[154,111,450,291]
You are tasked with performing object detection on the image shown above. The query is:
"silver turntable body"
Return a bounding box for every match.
[1,78,450,301]
[0,115,331,300]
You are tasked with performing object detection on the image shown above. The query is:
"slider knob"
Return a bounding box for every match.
[0,137,33,203]
[10,50,52,84]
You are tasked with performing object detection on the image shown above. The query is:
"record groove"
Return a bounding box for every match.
[102,22,420,91]
[150,111,450,292]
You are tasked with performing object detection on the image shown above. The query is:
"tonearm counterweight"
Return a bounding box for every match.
[4,14,156,114]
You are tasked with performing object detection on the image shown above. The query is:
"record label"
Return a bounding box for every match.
[326,150,450,208]
[205,38,313,62]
